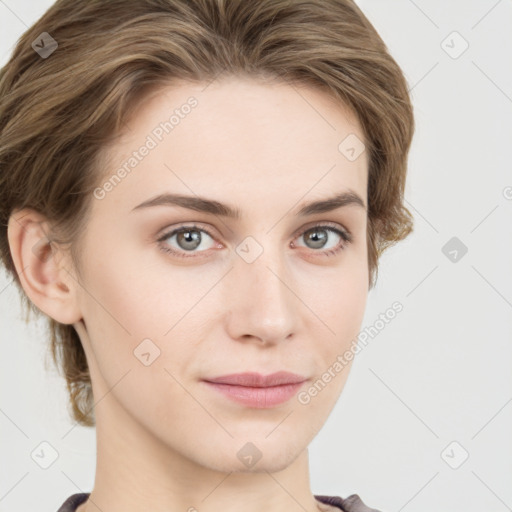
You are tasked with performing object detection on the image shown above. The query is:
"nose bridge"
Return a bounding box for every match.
[227,234,297,342]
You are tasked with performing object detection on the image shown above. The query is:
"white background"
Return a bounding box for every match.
[1,1,511,511]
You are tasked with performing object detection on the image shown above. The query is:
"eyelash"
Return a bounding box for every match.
[156,222,353,259]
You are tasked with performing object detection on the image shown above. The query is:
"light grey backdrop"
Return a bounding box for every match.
[1,1,511,511]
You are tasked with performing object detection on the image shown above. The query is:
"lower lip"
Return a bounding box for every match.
[203,381,306,408]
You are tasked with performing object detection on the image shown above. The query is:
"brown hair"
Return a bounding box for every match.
[0,0,414,426]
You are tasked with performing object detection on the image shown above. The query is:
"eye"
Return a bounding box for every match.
[157,224,218,258]
[292,223,353,257]
[157,222,353,260]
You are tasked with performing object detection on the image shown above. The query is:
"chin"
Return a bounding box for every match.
[194,435,307,474]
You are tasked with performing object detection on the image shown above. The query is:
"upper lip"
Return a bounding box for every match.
[203,371,307,387]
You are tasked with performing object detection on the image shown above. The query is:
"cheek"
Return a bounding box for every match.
[333,242,369,327]
[334,270,368,330]
[80,236,170,332]
[304,255,368,329]
[77,245,210,379]
[299,267,367,410]
[298,261,368,387]
[76,247,162,373]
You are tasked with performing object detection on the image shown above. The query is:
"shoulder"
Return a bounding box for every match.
[56,492,90,512]
[59,492,381,512]
[315,493,383,512]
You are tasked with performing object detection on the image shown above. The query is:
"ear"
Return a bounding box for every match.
[7,208,82,325]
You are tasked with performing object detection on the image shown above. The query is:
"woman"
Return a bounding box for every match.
[0,1,414,511]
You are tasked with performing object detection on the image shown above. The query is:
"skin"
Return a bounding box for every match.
[8,76,369,512]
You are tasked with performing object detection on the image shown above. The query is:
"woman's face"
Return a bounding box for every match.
[72,76,369,473]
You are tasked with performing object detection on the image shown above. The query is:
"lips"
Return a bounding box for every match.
[202,372,308,408]
[203,371,307,387]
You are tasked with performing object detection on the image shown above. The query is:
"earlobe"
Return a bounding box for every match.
[7,208,82,325]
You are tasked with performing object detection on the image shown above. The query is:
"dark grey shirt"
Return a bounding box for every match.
[57,492,382,511]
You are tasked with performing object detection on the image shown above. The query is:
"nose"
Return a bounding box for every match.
[223,242,299,346]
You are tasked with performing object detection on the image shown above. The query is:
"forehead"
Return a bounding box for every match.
[97,76,368,213]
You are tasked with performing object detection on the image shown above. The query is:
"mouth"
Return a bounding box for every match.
[202,371,308,408]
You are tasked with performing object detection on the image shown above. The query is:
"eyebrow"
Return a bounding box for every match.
[130,190,366,218]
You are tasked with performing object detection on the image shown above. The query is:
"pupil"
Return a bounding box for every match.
[178,229,201,250]
[307,228,326,248]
